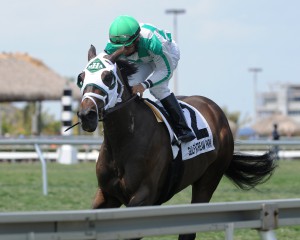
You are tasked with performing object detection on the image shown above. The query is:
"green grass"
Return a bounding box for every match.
[0,160,300,239]
[0,162,97,211]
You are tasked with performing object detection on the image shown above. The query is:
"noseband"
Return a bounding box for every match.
[81,75,124,121]
[80,55,125,121]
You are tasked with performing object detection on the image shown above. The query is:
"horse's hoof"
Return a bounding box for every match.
[178,233,196,240]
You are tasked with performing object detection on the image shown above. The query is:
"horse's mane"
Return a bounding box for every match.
[115,59,138,94]
[116,59,138,80]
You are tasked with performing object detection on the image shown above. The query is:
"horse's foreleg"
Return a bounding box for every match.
[92,188,122,209]
[178,233,196,240]
[127,185,152,207]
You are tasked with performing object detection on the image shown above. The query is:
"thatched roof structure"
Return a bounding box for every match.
[252,114,300,136]
[0,52,80,102]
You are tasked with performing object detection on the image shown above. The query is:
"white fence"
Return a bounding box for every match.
[1,138,300,162]
[0,137,104,195]
[1,138,300,240]
[0,137,300,196]
[1,199,300,240]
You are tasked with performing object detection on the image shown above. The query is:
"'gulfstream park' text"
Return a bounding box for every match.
[187,139,213,156]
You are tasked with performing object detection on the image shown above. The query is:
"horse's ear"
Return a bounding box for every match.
[88,45,97,61]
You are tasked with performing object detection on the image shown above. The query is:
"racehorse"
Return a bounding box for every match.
[77,45,276,240]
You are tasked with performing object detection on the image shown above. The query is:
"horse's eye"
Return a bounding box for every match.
[102,71,116,90]
[77,72,85,88]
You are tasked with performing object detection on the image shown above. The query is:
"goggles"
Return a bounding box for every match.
[109,27,140,45]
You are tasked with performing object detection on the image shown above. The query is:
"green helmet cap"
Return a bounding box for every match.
[109,15,141,47]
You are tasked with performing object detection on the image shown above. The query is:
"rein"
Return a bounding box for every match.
[81,72,124,115]
[72,54,138,133]
[65,95,139,133]
[101,95,139,121]
[81,92,107,119]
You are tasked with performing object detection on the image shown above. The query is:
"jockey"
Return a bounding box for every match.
[104,15,195,143]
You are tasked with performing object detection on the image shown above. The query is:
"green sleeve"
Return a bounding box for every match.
[104,42,119,54]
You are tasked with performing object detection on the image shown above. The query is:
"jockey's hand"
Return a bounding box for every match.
[132,84,145,97]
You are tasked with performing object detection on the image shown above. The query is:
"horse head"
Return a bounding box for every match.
[77,45,136,132]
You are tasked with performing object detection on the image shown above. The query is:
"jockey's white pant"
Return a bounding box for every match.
[128,41,180,100]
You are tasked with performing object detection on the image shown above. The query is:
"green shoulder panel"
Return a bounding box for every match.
[138,34,162,56]
[142,24,172,42]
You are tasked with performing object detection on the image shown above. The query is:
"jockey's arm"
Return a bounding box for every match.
[141,52,172,89]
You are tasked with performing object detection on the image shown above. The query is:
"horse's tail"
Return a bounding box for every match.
[225,151,277,190]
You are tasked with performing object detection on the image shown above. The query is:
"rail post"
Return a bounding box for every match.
[225,223,234,240]
[257,203,279,240]
[58,85,77,164]
[34,144,48,196]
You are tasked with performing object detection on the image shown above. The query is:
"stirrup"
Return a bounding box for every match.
[171,134,181,146]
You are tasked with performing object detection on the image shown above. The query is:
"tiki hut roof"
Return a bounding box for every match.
[252,114,300,136]
[0,52,80,102]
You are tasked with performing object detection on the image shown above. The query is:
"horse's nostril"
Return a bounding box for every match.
[78,109,92,118]
[78,109,98,123]
[86,110,98,120]
[78,109,98,132]
[77,110,85,120]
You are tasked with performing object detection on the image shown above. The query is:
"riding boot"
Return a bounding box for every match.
[160,93,196,142]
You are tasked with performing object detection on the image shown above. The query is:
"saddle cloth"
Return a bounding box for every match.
[144,99,215,161]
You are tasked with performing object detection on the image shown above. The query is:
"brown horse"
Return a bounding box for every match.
[77,45,276,240]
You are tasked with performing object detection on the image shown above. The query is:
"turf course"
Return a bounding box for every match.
[0,160,300,239]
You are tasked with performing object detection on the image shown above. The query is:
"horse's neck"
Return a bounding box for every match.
[121,89,132,102]
[104,65,142,142]
[117,67,132,101]
[103,97,144,142]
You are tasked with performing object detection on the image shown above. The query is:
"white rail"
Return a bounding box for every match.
[2,137,300,147]
[0,199,300,240]
[0,137,103,195]
[0,138,299,196]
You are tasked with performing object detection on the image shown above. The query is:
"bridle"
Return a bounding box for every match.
[66,51,136,132]
[65,54,125,132]
[80,54,125,121]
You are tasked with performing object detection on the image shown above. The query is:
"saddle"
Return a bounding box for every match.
[144,98,215,160]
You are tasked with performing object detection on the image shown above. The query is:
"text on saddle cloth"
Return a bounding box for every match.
[144,99,215,160]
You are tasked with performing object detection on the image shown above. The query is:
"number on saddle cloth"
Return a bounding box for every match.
[144,98,209,141]
[179,103,209,140]
[143,98,215,161]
